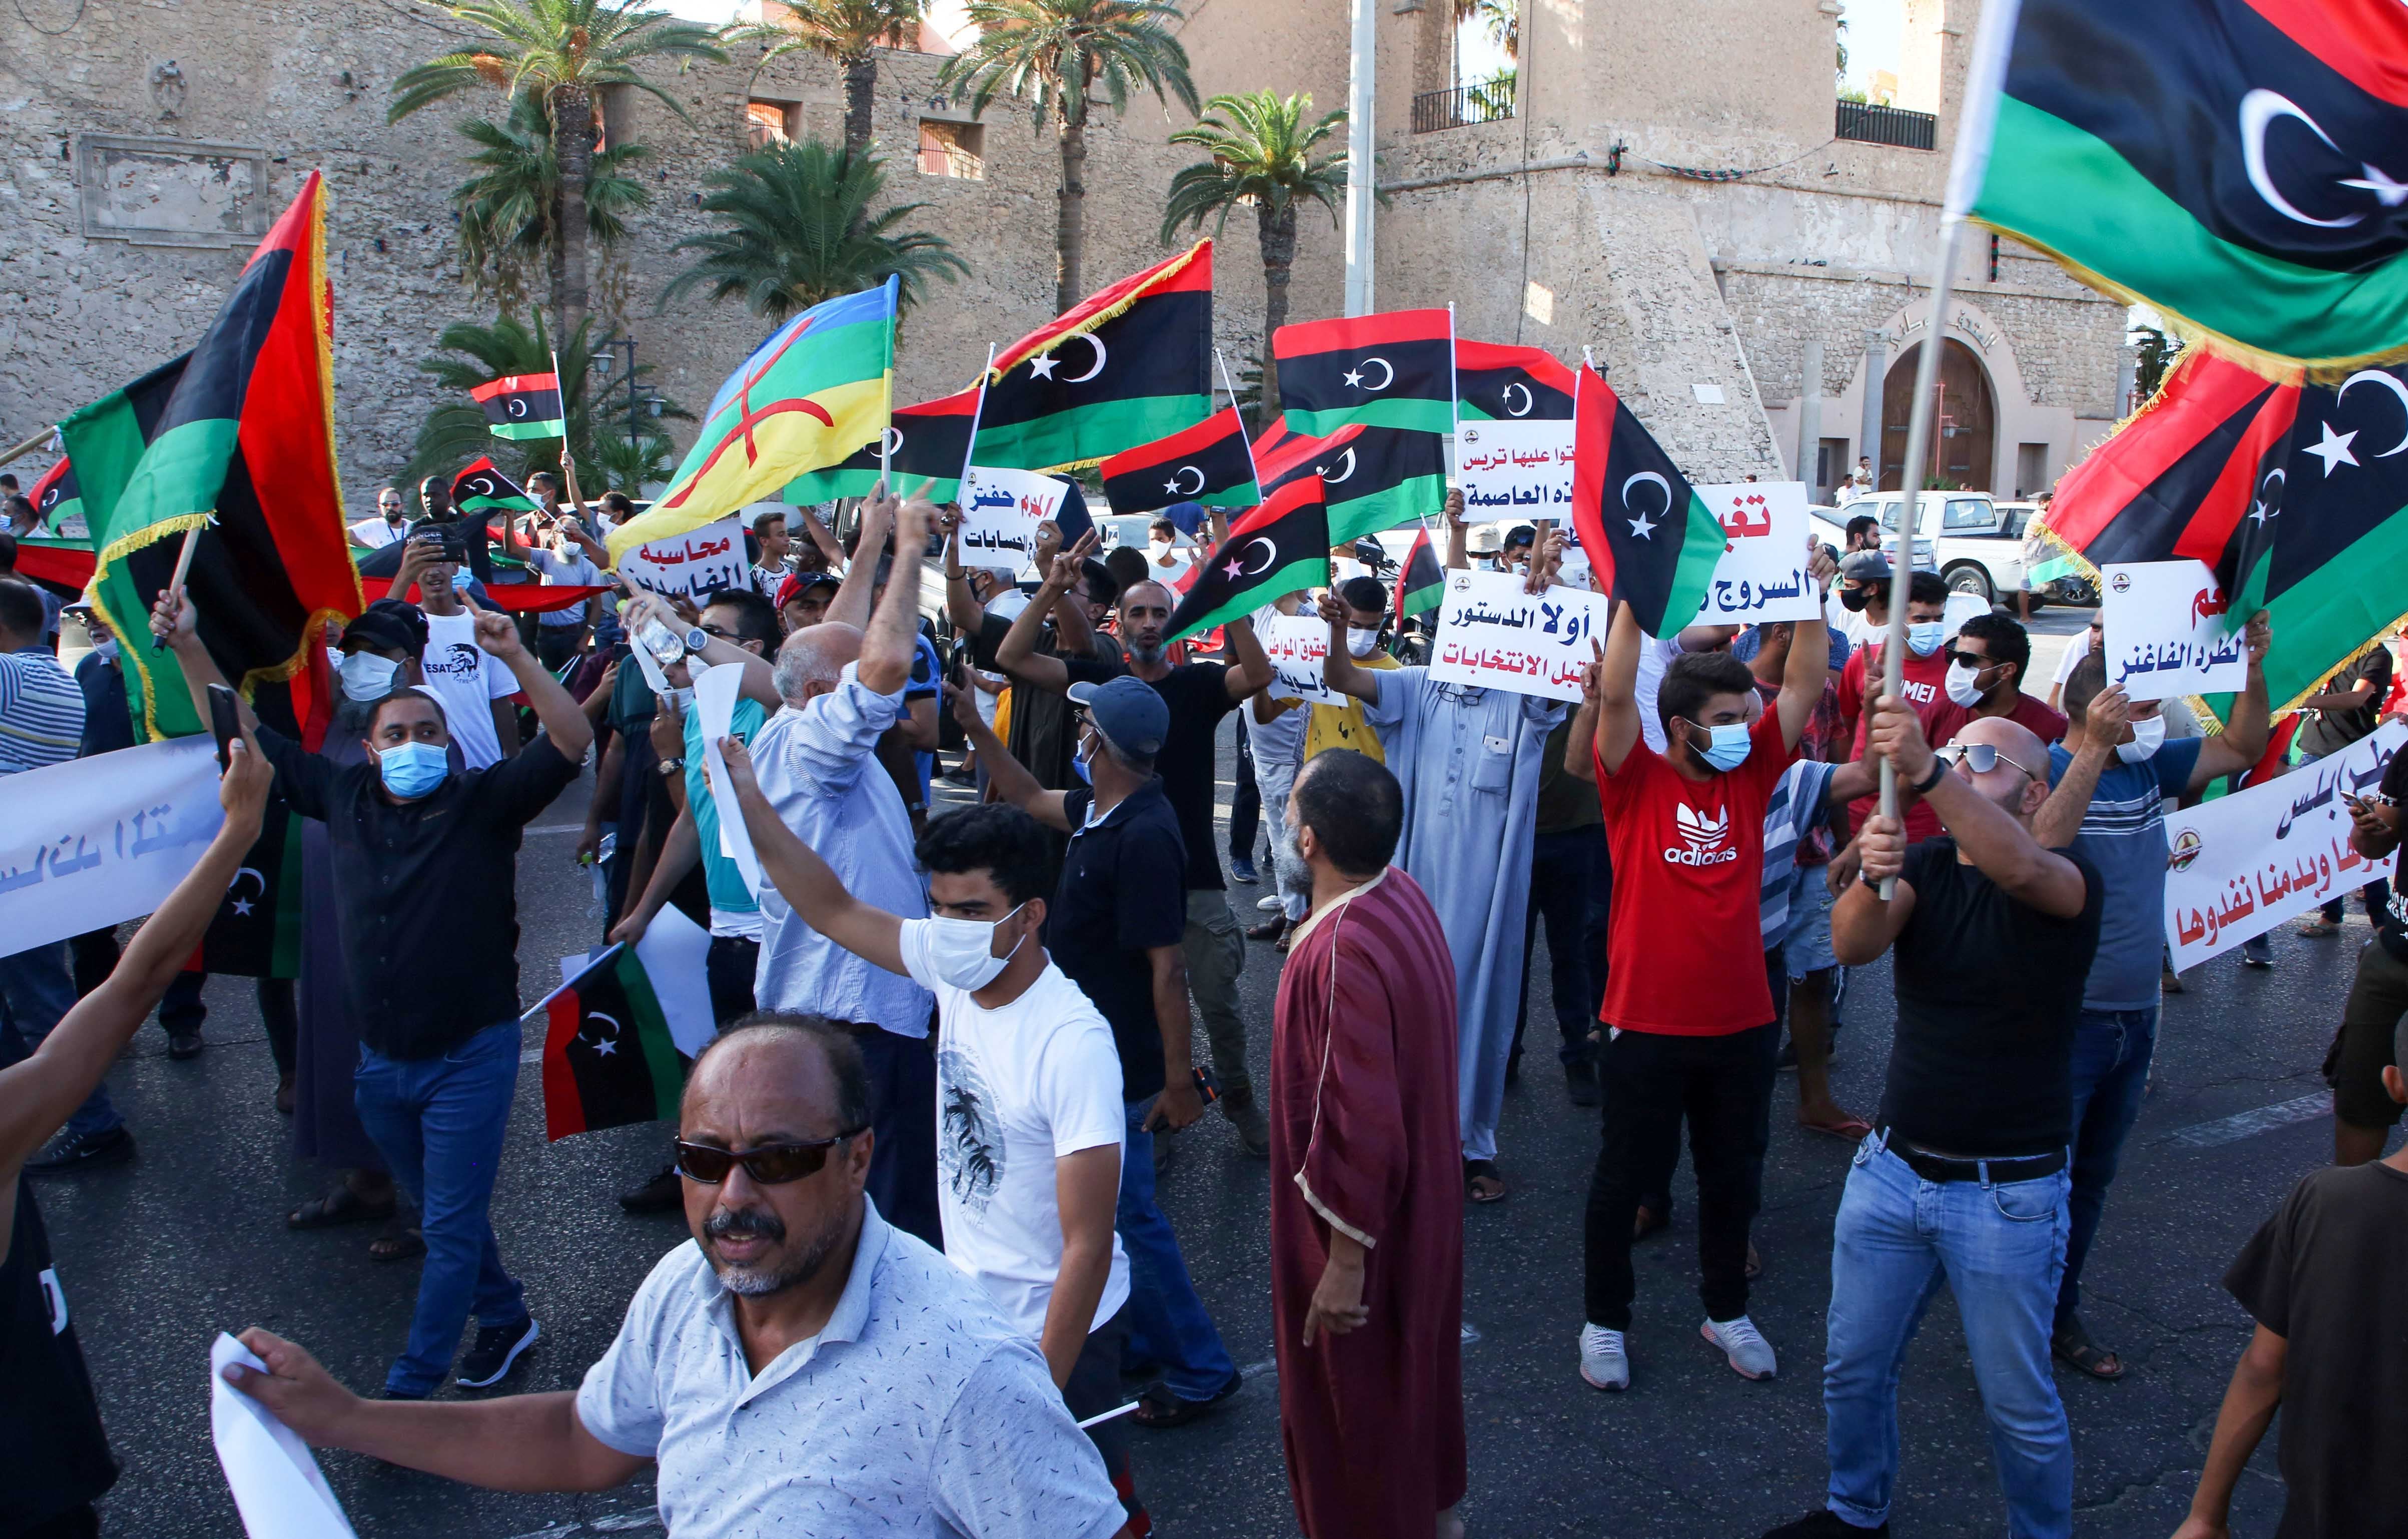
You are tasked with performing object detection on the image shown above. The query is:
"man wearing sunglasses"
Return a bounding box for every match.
[1924,613,2067,752]
[1763,700,2102,1539]
[224,1017,1133,1539]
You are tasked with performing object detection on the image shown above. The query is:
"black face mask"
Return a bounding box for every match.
[1839,586,1872,613]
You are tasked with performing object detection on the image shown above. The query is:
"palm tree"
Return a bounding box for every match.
[661,140,969,321]
[939,0,1199,312]
[588,429,679,493]
[1160,91,1346,428]
[453,90,653,314]
[390,0,729,343]
[741,0,930,157]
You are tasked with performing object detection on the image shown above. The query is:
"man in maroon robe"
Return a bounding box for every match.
[1269,748,1468,1539]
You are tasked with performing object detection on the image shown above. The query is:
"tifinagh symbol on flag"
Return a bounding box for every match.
[608,278,898,565]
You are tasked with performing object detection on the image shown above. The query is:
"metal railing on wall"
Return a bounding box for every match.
[1412,77,1515,134]
[1835,100,1937,149]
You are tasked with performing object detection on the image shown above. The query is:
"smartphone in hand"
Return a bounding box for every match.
[206,683,241,770]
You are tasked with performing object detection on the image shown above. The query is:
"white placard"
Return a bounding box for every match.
[1257,612,1346,706]
[616,515,748,603]
[1428,567,1608,702]
[694,659,764,899]
[2099,559,2250,702]
[1456,420,1574,517]
[2164,723,2402,968]
[211,1333,358,1539]
[0,738,225,954]
[959,465,1068,567]
[1692,481,1822,624]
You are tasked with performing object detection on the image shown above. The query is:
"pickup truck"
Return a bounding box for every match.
[1832,491,2091,607]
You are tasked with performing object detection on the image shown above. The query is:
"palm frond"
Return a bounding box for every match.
[1159,90,1347,242]
[937,0,1198,126]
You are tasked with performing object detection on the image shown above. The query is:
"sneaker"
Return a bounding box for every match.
[1257,893,1285,912]
[2240,951,2273,970]
[1758,1510,1889,1538]
[618,1164,683,1213]
[1578,1324,1629,1390]
[1565,1057,1599,1108]
[1702,1314,1777,1380]
[1229,856,1259,884]
[167,1030,205,1060]
[457,1317,540,1389]
[27,1126,136,1175]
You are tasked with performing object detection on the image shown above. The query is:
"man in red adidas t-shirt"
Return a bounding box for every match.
[1571,550,1834,1392]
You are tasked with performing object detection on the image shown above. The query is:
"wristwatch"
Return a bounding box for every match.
[657,757,686,777]
[683,626,711,655]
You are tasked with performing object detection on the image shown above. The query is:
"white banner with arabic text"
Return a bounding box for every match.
[1693,481,1822,624]
[1427,568,1607,702]
[1257,612,1346,706]
[0,739,226,955]
[616,515,747,603]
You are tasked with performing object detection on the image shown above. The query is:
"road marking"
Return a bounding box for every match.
[521,1048,544,1063]
[2167,1091,2332,1149]
[526,824,585,836]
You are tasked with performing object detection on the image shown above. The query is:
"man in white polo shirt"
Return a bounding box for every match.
[223,1017,1129,1539]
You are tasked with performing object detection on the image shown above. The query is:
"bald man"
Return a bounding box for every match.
[1765,699,2103,1539]
[225,1017,1133,1539]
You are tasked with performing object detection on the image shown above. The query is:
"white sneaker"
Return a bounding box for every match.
[1701,1314,1776,1380]
[1257,893,1284,911]
[1578,1324,1629,1390]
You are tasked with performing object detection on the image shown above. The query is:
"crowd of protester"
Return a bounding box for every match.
[1,467,2403,1539]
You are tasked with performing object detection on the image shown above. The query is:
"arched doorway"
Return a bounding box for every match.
[1880,339,1996,491]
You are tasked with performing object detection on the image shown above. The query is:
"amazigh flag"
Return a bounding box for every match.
[1570,363,1722,636]
[784,385,978,504]
[1260,420,1449,545]
[452,456,539,517]
[183,806,305,980]
[2039,348,2408,713]
[28,456,82,535]
[541,943,686,1140]
[972,241,1214,472]
[1099,407,1260,516]
[1273,309,1455,437]
[1954,0,2408,367]
[1455,340,1576,421]
[63,172,360,747]
[1394,525,1444,619]
[471,372,565,440]
[1166,475,1330,644]
[609,279,898,565]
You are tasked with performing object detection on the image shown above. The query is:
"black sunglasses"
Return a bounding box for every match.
[1943,649,1994,670]
[1936,742,2037,781]
[673,1134,862,1186]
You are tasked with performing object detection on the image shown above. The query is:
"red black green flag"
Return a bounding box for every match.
[1455,340,1576,421]
[972,241,1214,472]
[1273,309,1455,437]
[28,456,81,535]
[785,384,979,503]
[452,456,539,517]
[1259,419,1449,544]
[1959,0,2408,366]
[182,807,306,980]
[1098,406,1260,516]
[541,943,686,1140]
[1167,475,1331,644]
[1394,526,1444,619]
[471,372,566,441]
[63,171,359,748]
[1570,363,1722,636]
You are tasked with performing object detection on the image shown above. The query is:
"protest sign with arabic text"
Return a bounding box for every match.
[616,515,747,603]
[1257,612,1346,705]
[959,465,1068,568]
[2163,722,2401,968]
[0,738,225,954]
[1692,481,1820,624]
[1458,420,1575,518]
[1428,567,1608,702]
[2099,559,2249,702]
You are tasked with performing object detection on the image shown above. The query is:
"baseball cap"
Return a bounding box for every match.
[1504,524,1537,549]
[340,598,429,656]
[774,571,841,610]
[1067,676,1167,756]
[1838,550,1892,585]
[1467,526,1505,555]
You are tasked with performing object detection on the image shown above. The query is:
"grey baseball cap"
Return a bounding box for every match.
[1838,549,1892,585]
[1066,675,1168,756]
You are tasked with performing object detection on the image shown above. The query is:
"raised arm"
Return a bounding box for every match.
[1594,603,1644,776]
[1314,590,1380,703]
[827,482,893,632]
[1831,812,1918,964]
[1777,542,1839,752]
[1219,614,1271,699]
[1871,694,2089,917]
[796,504,847,573]
[994,542,1089,695]
[858,484,934,697]
[465,594,593,762]
[949,677,1070,830]
[719,735,907,975]
[2034,683,2129,849]
[940,509,987,634]
[2188,612,2273,791]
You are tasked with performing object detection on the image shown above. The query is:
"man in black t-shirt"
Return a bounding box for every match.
[995,543,1276,1161]
[2295,645,2394,933]
[1761,700,2102,1539]
[2327,748,2408,1166]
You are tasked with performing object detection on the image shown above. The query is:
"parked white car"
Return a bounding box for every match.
[1808,504,1937,573]
[1838,491,2090,606]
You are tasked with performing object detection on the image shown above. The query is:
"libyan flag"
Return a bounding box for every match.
[971,241,1214,472]
[1393,526,1444,619]
[541,943,686,1140]
[453,456,539,517]
[1569,363,1723,637]
[63,170,360,746]
[2039,347,2408,714]
[1454,340,1576,422]
[1167,474,1330,644]
[785,385,979,504]
[1098,406,1260,516]
[471,371,565,440]
[1274,308,1456,437]
[1956,0,2408,367]
[182,805,306,980]
[1259,418,1449,545]
[28,456,81,535]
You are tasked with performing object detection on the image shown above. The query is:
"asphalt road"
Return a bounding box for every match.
[41,598,2372,1538]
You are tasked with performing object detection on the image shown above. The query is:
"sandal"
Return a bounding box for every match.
[2052,1321,2126,1381]
[1130,1371,1242,1429]
[1799,1112,1874,1142]
[288,1183,398,1231]
[1745,1243,1763,1282]
[1463,1158,1507,1204]
[368,1218,426,1263]
[1632,1203,1669,1242]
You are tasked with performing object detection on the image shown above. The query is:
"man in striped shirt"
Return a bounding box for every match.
[0,578,131,1173]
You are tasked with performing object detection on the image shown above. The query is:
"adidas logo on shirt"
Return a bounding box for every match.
[1665,803,1739,866]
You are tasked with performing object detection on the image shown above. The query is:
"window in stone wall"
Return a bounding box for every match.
[917,120,984,180]
[747,100,800,151]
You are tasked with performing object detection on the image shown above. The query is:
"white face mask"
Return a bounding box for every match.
[1944,659,1988,708]
[921,903,1028,990]
[1148,537,1175,556]
[1346,627,1381,659]
[2117,713,2167,763]
[92,638,120,664]
[339,651,400,701]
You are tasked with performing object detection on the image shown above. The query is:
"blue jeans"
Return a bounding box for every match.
[1825,1140,2073,1538]
[1117,1095,1236,1400]
[353,1021,527,1395]
[2056,1006,2156,1332]
[0,942,119,1138]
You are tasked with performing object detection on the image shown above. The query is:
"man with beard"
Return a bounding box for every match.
[223,1018,1132,1539]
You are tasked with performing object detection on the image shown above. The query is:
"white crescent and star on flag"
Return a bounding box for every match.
[1222,536,1277,580]
[580,1010,623,1057]
[1621,472,1671,539]
[1340,357,1395,392]
[1024,333,1107,383]
[1164,464,1207,495]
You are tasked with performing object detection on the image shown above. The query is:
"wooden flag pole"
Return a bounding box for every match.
[150,520,209,652]
[0,427,58,469]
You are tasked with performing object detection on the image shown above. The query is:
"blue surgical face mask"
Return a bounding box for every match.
[375,740,449,799]
[1689,720,1753,773]
[1907,621,1946,657]
[1072,729,1097,785]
